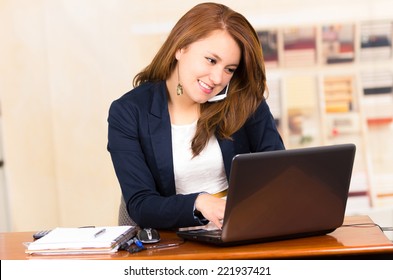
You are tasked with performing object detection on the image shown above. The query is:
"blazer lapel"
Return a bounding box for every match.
[148,82,175,196]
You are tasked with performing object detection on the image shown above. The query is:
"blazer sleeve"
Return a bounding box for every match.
[107,95,207,229]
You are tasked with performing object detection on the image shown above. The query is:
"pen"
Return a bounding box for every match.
[93,228,106,238]
[132,237,145,249]
[119,238,134,251]
[148,243,180,249]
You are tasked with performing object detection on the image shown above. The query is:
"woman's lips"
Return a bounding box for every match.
[198,80,213,94]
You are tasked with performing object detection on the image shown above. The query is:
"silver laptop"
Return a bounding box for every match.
[177,144,356,246]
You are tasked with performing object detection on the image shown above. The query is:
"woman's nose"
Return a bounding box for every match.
[209,67,224,85]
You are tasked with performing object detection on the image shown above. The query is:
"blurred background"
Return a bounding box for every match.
[0,0,392,237]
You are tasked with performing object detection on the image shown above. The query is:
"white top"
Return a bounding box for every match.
[171,121,228,195]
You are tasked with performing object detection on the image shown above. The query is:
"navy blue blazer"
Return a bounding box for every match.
[107,81,285,229]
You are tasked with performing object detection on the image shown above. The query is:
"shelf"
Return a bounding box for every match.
[259,19,393,208]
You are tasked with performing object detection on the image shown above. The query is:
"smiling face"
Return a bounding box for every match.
[175,30,241,103]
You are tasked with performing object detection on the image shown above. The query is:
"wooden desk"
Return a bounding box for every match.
[1,216,392,260]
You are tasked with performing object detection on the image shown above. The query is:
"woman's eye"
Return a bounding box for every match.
[226,68,236,74]
[206,57,216,64]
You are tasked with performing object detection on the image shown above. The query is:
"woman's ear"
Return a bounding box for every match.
[176,46,189,60]
[175,48,183,60]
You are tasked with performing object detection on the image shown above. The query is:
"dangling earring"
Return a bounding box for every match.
[176,84,183,96]
[176,64,183,96]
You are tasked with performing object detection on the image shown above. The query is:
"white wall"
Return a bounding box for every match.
[0,0,392,232]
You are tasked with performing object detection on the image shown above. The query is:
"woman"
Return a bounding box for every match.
[107,2,285,230]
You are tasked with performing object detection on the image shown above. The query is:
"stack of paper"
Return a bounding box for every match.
[25,226,137,255]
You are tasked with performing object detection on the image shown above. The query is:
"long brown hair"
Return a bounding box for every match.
[133,2,267,156]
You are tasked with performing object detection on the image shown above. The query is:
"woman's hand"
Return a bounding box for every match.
[195,193,226,229]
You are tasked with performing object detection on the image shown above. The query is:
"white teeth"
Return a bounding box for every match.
[199,80,212,90]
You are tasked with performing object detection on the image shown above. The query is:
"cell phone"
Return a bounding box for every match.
[33,229,52,239]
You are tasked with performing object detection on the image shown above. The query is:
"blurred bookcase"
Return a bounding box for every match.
[258,20,393,211]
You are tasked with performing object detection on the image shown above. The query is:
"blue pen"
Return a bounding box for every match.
[133,237,145,249]
[127,238,146,253]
